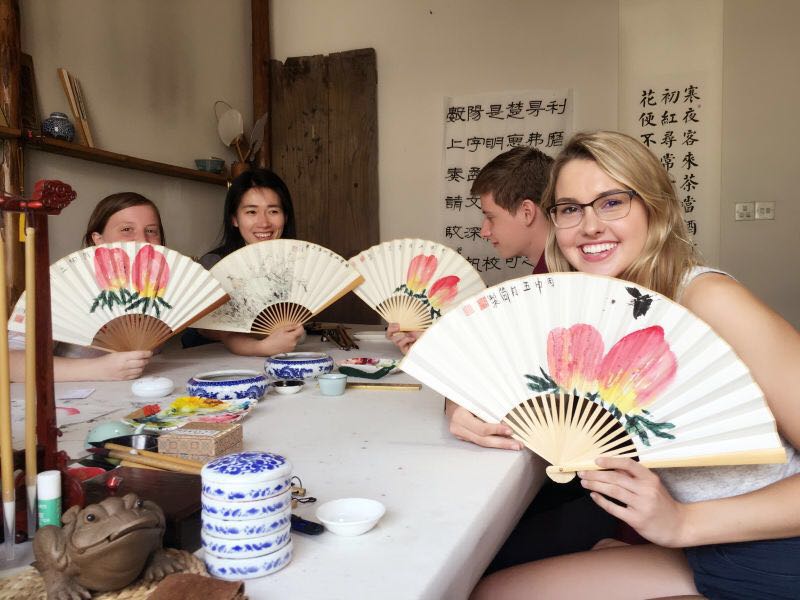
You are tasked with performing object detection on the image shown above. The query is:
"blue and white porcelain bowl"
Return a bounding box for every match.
[186,370,268,401]
[204,538,293,581]
[201,508,291,539]
[264,352,334,381]
[202,524,291,559]
[202,474,292,503]
[201,489,292,521]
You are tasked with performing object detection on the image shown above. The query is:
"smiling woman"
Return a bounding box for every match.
[182,168,305,357]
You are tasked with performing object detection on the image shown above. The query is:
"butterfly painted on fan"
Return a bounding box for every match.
[626,286,653,318]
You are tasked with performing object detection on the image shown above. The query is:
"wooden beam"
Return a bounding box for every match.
[251,0,271,168]
[0,0,25,314]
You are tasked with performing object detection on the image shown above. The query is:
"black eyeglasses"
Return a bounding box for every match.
[548,189,637,229]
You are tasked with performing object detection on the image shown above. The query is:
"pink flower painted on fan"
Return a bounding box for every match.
[405,254,438,293]
[94,247,130,291]
[428,275,460,311]
[90,247,131,312]
[126,245,172,317]
[546,324,604,394]
[596,326,677,415]
[527,324,677,446]
[132,245,170,299]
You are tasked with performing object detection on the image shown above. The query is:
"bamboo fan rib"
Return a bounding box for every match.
[7,242,229,352]
[193,240,362,336]
[401,272,786,483]
[349,238,486,330]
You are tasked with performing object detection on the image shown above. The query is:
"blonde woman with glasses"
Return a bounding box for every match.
[471,131,800,600]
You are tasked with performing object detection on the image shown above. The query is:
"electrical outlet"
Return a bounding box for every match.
[734,202,754,221]
[755,201,775,220]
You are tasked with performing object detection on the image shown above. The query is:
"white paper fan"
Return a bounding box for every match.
[8,243,229,352]
[194,240,363,335]
[401,272,786,482]
[349,239,486,330]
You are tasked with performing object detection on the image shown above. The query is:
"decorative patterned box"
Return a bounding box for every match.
[158,422,243,462]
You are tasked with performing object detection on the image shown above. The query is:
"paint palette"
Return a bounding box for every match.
[123,396,255,431]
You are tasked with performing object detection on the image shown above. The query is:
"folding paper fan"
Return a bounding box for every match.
[401,272,786,482]
[8,243,229,352]
[349,239,486,330]
[193,240,363,335]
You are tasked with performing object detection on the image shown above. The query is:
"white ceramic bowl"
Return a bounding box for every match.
[315,498,386,536]
[186,369,268,401]
[271,379,304,395]
[264,352,334,380]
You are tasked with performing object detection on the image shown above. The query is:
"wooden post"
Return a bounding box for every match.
[0,0,24,315]
[251,0,271,168]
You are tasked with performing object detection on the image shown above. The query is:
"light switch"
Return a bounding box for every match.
[734,202,754,221]
[755,201,775,220]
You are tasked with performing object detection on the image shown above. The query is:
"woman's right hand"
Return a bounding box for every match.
[95,350,153,381]
[447,402,523,451]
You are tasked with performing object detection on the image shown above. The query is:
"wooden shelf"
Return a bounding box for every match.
[0,125,22,139]
[23,134,228,186]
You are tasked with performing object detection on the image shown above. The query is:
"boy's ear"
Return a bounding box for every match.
[519,198,538,225]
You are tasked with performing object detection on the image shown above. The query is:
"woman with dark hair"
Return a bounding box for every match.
[184,168,304,356]
[9,192,160,381]
[199,168,296,269]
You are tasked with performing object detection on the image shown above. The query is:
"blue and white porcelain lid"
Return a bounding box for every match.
[202,451,292,484]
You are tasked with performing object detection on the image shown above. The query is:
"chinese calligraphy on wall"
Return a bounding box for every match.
[440,90,573,286]
[633,82,710,251]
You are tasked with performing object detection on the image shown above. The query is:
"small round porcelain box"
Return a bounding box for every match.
[186,370,268,401]
[201,451,293,502]
[131,376,174,398]
[201,488,292,521]
[202,524,291,559]
[201,508,291,540]
[264,352,334,380]
[204,539,293,581]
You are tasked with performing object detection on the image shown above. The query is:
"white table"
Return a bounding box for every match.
[4,335,546,599]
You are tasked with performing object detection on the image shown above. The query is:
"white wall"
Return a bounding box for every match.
[270,0,620,243]
[721,0,800,327]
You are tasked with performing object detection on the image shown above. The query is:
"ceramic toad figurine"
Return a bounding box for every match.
[33,493,182,600]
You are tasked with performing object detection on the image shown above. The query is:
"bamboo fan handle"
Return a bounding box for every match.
[546,447,788,481]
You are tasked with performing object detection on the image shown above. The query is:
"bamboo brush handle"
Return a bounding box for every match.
[105,450,201,475]
[104,443,204,470]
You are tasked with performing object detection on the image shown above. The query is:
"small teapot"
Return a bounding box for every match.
[41,112,76,142]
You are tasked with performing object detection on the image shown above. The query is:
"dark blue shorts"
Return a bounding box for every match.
[685,536,800,599]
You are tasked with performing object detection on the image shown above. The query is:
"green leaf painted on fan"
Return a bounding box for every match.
[525,368,558,393]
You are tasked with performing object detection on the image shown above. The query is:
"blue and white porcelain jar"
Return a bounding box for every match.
[264,352,334,381]
[41,112,75,142]
[201,451,294,580]
[186,370,268,401]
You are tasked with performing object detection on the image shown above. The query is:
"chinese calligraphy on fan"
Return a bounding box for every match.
[441,90,573,286]
[635,84,704,241]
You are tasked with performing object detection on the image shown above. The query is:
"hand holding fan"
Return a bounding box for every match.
[194,240,363,335]
[349,239,486,331]
[401,273,786,482]
[8,243,229,351]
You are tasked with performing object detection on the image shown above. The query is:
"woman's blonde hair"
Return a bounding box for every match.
[541,130,699,299]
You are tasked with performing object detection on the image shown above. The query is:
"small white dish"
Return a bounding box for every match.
[131,376,174,398]
[315,498,386,536]
[272,379,304,395]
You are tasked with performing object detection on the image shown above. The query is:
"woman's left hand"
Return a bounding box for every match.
[579,457,689,548]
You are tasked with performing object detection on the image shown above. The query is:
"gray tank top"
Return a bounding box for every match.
[655,266,800,503]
